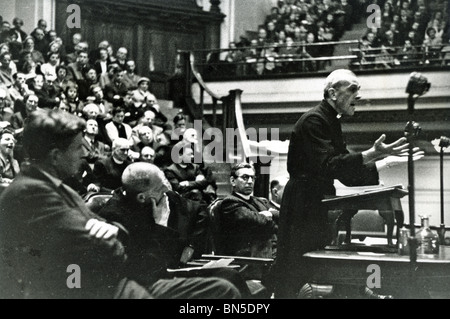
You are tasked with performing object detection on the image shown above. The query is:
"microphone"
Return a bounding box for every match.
[405,72,431,96]
[431,136,450,153]
[438,136,450,148]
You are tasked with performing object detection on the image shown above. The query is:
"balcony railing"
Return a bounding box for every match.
[186,40,450,81]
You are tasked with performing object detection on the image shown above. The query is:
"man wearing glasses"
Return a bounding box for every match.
[217,163,277,259]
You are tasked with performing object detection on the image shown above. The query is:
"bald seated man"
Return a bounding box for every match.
[97,162,247,298]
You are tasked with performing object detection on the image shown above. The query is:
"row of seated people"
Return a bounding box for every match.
[0,50,157,119]
[0,15,141,91]
[1,107,392,299]
[355,0,449,68]
[204,0,366,77]
[0,97,219,207]
[208,29,338,77]
[261,0,357,47]
[0,108,289,298]
[0,109,254,299]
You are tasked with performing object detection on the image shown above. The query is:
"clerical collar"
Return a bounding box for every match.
[113,157,124,165]
[336,114,342,119]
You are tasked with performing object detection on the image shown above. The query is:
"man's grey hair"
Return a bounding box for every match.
[323,69,357,99]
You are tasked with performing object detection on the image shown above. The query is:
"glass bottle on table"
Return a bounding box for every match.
[416,215,440,255]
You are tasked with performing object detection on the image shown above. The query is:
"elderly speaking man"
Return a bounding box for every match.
[274,69,424,298]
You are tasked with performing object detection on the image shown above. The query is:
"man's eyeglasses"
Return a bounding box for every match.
[236,174,257,182]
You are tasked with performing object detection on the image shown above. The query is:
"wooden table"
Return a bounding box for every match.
[303,246,450,298]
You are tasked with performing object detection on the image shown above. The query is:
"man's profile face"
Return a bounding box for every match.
[140,170,171,206]
[331,76,361,116]
[272,184,286,205]
[232,167,256,196]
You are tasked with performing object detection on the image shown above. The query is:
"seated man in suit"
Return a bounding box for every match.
[98,162,247,298]
[0,109,152,299]
[217,163,277,259]
[90,138,133,193]
[164,141,216,204]
[82,119,109,168]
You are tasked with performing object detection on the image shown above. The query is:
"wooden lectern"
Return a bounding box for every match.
[322,185,408,251]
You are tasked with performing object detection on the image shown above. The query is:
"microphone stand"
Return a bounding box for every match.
[439,146,445,243]
[405,94,420,264]
[437,137,450,244]
[404,94,421,297]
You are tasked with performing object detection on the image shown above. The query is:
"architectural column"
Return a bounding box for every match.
[2,0,56,34]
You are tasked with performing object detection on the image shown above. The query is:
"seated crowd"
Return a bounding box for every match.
[209,0,361,75]
[0,15,220,203]
[356,0,448,68]
[0,105,285,299]
[206,0,449,76]
[0,15,287,299]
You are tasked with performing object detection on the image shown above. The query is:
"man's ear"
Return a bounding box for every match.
[136,193,146,204]
[230,176,236,187]
[272,187,279,198]
[328,88,337,100]
[47,148,61,166]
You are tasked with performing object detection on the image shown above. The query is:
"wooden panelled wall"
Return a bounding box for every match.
[54,0,224,99]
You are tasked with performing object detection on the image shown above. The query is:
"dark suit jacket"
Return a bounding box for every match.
[81,136,107,164]
[164,163,210,194]
[217,192,277,256]
[0,165,127,298]
[92,156,132,192]
[9,111,26,130]
[98,189,208,286]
